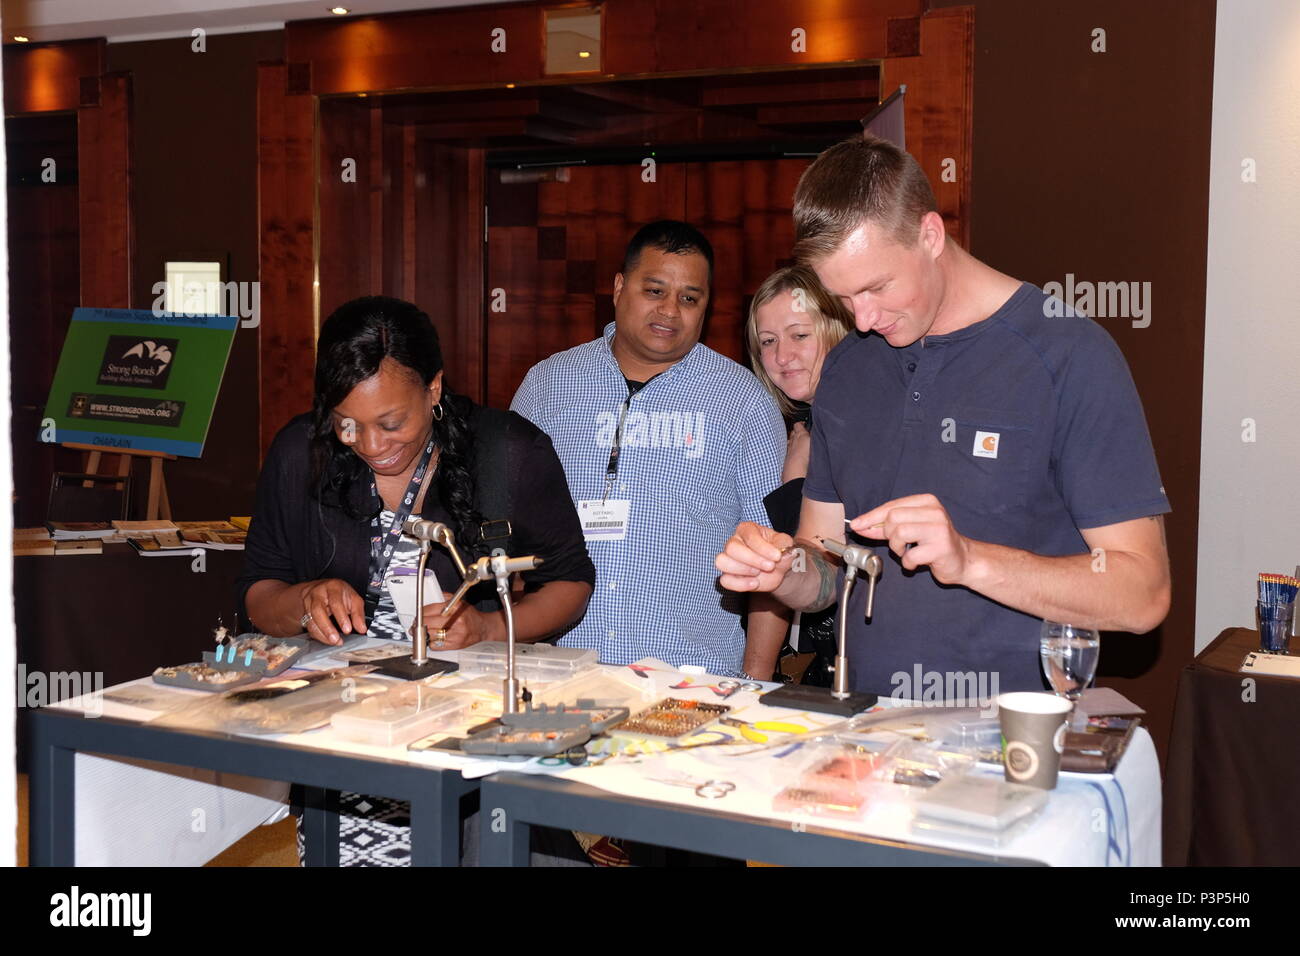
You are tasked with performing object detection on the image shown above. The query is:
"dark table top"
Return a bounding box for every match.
[14,543,249,769]
[15,542,248,679]
[1164,627,1300,866]
[1194,625,1290,672]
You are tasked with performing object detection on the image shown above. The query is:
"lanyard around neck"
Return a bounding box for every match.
[366,436,437,602]
[604,376,656,503]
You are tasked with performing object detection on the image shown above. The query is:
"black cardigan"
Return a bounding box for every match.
[236,405,595,627]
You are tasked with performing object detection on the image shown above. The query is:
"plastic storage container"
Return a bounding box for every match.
[457,641,598,682]
[331,684,471,746]
[910,772,1048,847]
[533,667,655,710]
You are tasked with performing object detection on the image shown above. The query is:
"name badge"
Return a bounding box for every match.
[578,499,630,542]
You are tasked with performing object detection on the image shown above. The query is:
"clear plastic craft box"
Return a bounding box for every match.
[533,666,654,710]
[331,685,471,747]
[457,641,599,682]
[452,665,654,718]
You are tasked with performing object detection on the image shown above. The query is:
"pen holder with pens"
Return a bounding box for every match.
[1256,573,1297,655]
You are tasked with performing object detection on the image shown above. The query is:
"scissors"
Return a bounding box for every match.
[535,746,592,767]
[716,679,764,696]
[647,774,736,799]
[718,716,809,744]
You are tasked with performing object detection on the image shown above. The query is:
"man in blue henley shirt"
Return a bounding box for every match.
[716,136,1171,699]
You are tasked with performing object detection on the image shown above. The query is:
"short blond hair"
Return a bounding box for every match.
[793,134,937,263]
[745,266,853,419]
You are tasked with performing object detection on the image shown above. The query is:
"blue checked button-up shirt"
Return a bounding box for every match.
[511,323,785,675]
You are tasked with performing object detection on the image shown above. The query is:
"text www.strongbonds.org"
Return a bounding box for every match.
[1113,915,1250,929]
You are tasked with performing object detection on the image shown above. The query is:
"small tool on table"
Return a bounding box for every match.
[757,537,881,716]
[647,775,736,799]
[719,716,808,744]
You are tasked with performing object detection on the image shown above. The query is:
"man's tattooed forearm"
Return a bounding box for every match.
[798,550,838,613]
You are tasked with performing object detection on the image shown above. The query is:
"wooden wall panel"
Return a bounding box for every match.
[885,5,975,247]
[6,114,83,525]
[485,158,810,406]
[2,39,103,114]
[453,147,486,406]
[77,72,133,309]
[315,118,485,406]
[485,162,689,408]
[601,0,658,76]
[485,224,542,411]
[685,158,808,363]
[288,0,924,95]
[414,141,485,404]
[287,4,543,95]
[257,63,317,456]
[644,0,921,74]
[318,97,376,321]
[382,122,418,303]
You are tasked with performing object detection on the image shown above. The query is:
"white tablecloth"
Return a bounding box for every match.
[51,647,1160,866]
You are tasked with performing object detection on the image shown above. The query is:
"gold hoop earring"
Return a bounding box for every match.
[431,402,444,422]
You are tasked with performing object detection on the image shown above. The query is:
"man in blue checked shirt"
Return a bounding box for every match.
[511,220,788,678]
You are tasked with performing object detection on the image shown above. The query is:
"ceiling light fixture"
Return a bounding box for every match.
[330,6,350,15]
[13,35,31,43]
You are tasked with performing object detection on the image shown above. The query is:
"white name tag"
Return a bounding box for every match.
[579,499,630,542]
[973,430,1001,459]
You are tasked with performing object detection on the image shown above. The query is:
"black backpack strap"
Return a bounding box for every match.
[468,405,515,561]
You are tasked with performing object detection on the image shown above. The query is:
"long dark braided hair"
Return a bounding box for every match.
[309,295,481,549]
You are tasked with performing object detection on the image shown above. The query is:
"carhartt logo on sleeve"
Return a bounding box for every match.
[973,431,1000,459]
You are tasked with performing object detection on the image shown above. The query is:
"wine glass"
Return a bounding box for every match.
[1039,621,1100,730]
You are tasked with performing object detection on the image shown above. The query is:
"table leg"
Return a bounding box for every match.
[479,783,530,866]
[409,775,464,867]
[300,787,340,867]
[28,713,76,866]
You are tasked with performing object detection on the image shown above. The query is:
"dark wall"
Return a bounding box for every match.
[106,30,282,519]
[930,0,1216,763]
[7,113,82,527]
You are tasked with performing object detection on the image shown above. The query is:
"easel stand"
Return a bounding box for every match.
[64,442,175,520]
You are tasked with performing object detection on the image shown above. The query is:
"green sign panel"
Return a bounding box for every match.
[46,307,238,457]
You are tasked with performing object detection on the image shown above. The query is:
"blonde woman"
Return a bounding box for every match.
[745,266,853,686]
